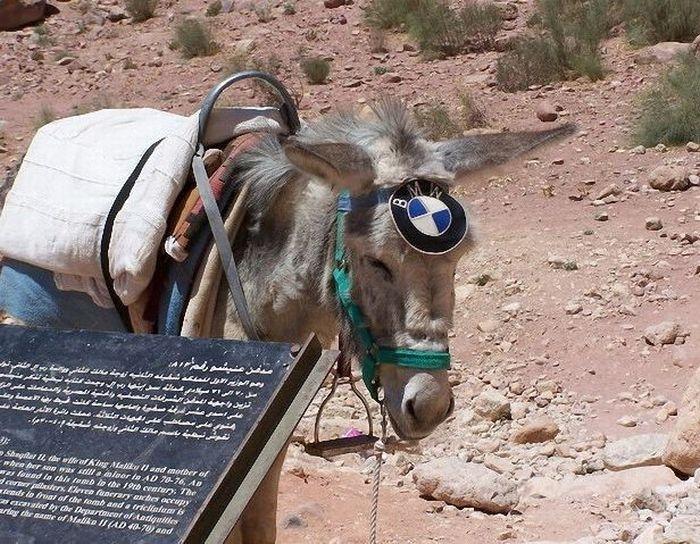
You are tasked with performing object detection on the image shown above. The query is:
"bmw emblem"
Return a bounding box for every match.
[389,179,468,255]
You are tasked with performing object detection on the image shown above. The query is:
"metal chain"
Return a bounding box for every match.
[369,398,388,544]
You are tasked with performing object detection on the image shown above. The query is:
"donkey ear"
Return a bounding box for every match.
[438,123,576,179]
[283,137,375,192]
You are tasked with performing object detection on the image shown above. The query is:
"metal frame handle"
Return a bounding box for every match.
[198,70,301,143]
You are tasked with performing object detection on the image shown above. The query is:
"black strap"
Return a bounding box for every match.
[100,139,164,333]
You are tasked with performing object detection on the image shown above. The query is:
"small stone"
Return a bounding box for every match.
[56,56,77,66]
[594,211,609,222]
[324,0,345,7]
[548,256,578,270]
[477,319,499,333]
[594,183,621,201]
[648,165,691,192]
[473,389,511,421]
[536,101,558,123]
[565,301,583,315]
[106,8,128,21]
[617,415,638,428]
[645,217,663,231]
[630,145,646,155]
[687,141,700,153]
[511,416,560,444]
[644,321,681,346]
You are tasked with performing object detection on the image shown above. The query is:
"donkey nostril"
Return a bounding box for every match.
[405,398,417,421]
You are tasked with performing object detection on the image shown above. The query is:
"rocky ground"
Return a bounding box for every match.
[1,0,700,543]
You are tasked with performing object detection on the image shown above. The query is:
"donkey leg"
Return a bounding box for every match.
[225,443,289,544]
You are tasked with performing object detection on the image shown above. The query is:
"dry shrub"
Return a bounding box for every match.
[300,56,330,84]
[206,0,222,17]
[633,54,700,147]
[408,1,502,58]
[173,19,219,59]
[255,3,274,22]
[415,103,462,140]
[71,95,119,116]
[459,91,488,128]
[34,105,58,130]
[125,0,157,22]
[622,0,700,46]
[366,0,501,58]
[496,0,610,92]
[365,0,419,30]
[282,1,296,15]
[369,28,387,53]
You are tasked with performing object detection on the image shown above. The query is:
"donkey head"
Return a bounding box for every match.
[282,100,574,439]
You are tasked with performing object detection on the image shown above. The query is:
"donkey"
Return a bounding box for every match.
[0,99,573,543]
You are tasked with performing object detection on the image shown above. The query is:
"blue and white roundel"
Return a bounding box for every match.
[389,178,468,255]
[407,196,452,237]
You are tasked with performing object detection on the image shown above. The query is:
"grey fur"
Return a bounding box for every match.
[0,99,574,544]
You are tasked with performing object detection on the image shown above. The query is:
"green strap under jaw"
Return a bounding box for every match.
[333,191,451,401]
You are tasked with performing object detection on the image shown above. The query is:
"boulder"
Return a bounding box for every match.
[412,457,518,513]
[0,0,46,30]
[663,368,700,475]
[603,434,667,471]
[648,165,691,192]
[518,466,680,510]
[635,42,692,65]
[511,416,560,444]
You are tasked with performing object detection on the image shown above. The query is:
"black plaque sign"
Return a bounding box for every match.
[0,325,335,544]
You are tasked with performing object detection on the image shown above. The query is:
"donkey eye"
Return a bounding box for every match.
[366,257,393,280]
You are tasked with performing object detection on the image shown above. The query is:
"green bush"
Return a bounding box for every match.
[125,0,157,22]
[300,56,330,84]
[622,0,700,46]
[408,1,501,58]
[633,54,700,147]
[173,19,219,59]
[496,0,610,92]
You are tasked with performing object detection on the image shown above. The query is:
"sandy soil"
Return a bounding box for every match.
[1,1,699,542]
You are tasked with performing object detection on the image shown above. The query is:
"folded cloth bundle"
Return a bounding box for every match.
[0,106,285,308]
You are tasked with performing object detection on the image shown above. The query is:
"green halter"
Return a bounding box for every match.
[333,191,451,401]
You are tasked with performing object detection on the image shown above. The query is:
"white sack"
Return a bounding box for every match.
[0,106,287,307]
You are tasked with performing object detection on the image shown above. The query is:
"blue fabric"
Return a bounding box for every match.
[0,259,126,332]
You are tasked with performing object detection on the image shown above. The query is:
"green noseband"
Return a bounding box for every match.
[333,191,451,401]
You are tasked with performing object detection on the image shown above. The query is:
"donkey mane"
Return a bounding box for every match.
[231,98,430,232]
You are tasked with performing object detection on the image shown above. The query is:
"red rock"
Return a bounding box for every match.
[0,0,46,30]
[664,368,700,475]
[536,102,558,123]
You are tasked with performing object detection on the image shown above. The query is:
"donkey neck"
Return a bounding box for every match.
[214,176,339,346]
